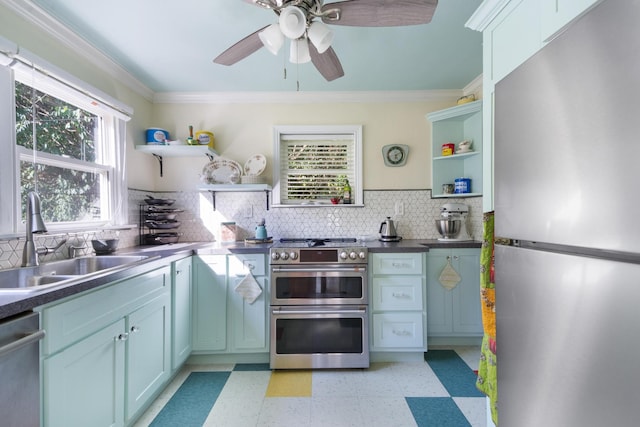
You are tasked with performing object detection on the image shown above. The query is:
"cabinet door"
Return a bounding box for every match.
[126,294,171,421]
[426,249,482,336]
[44,319,126,427]
[426,251,455,334]
[172,257,192,370]
[451,250,482,335]
[192,255,227,351]
[228,274,268,352]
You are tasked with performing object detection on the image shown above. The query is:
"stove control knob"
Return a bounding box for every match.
[340,251,348,260]
[349,251,357,260]
[358,251,367,260]
[289,252,298,260]
[271,252,280,261]
[280,252,289,260]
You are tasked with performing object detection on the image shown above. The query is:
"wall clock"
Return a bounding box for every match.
[382,144,409,167]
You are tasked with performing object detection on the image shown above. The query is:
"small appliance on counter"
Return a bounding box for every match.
[435,203,472,241]
[379,217,402,242]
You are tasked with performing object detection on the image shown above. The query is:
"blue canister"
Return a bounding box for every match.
[146,128,169,144]
[454,178,471,194]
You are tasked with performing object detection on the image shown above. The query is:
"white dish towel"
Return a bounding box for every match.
[439,258,461,290]
[234,272,263,304]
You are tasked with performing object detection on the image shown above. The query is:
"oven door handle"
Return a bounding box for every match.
[272,308,367,315]
[271,267,366,273]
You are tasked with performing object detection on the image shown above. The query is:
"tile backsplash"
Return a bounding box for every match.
[0,188,482,269]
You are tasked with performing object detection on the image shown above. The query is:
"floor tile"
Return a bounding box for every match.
[406,397,472,427]
[258,397,312,426]
[136,346,485,427]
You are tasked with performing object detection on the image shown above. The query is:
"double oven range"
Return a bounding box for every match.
[269,238,369,370]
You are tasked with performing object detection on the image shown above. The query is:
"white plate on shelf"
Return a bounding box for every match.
[202,158,243,184]
[244,154,266,176]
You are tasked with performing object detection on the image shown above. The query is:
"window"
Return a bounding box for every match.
[273,125,363,207]
[0,38,131,235]
[15,81,110,225]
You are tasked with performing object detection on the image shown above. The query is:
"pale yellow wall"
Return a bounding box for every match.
[150,99,457,192]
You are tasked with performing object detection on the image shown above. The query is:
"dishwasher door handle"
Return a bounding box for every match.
[0,329,45,358]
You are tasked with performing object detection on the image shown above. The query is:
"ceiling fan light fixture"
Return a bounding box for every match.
[279,6,307,39]
[308,21,333,54]
[259,23,284,55]
[289,38,311,64]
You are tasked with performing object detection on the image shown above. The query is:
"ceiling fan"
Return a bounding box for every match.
[214,0,439,81]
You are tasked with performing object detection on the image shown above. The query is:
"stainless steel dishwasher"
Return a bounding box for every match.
[0,311,45,427]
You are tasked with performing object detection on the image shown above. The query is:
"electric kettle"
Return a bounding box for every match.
[379,217,402,242]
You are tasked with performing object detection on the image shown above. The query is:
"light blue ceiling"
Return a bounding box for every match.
[30,0,483,93]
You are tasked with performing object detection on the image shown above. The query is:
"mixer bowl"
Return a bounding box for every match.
[435,219,461,239]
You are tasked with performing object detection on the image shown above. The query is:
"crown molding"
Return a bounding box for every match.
[1,0,154,101]
[465,0,511,31]
[153,89,465,105]
[463,74,483,95]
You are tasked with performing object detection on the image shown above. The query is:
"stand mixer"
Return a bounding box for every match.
[436,203,472,241]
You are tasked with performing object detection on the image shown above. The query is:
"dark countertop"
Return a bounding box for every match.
[0,239,480,321]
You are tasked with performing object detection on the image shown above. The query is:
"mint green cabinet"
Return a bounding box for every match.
[369,253,427,352]
[426,249,482,344]
[228,254,268,352]
[192,255,227,351]
[40,266,170,427]
[426,249,481,334]
[427,100,483,199]
[172,256,192,370]
[44,319,126,427]
[192,253,269,354]
[126,293,171,421]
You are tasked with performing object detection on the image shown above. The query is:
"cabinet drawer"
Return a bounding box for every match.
[372,312,424,349]
[228,253,266,276]
[372,253,423,275]
[372,277,423,311]
[41,267,168,356]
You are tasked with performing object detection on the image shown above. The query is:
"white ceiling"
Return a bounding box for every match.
[29,0,483,93]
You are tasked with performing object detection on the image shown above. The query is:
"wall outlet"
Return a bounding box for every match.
[243,205,253,218]
[395,201,404,216]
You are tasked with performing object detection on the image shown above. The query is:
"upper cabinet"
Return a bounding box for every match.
[540,0,602,42]
[466,0,601,212]
[427,100,482,199]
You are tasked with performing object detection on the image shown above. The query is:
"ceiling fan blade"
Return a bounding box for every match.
[321,0,438,26]
[213,26,269,66]
[309,42,345,81]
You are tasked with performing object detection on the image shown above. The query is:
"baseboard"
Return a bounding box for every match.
[427,336,483,347]
[187,353,270,365]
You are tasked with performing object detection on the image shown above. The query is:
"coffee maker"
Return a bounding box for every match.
[436,203,472,241]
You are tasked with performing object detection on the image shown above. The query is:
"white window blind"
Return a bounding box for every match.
[273,126,363,206]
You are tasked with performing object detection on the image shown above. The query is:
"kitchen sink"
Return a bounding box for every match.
[0,255,151,294]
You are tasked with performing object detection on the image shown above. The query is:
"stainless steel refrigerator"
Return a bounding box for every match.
[494,0,640,425]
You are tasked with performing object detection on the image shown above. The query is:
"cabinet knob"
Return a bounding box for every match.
[130,326,140,334]
[116,333,129,341]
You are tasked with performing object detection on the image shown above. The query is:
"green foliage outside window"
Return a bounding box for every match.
[15,81,102,223]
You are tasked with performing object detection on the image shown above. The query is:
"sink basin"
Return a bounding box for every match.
[0,255,150,294]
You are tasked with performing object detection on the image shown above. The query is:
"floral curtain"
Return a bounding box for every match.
[476,211,498,425]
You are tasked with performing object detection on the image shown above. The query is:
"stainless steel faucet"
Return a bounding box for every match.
[22,191,48,267]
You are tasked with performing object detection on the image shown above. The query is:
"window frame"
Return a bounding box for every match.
[272,125,363,207]
[0,41,131,237]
